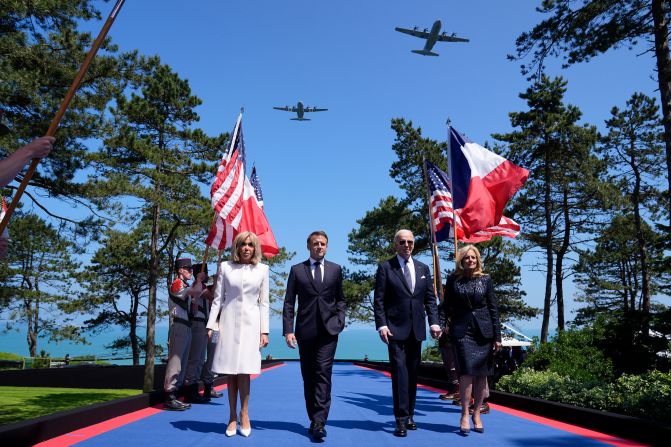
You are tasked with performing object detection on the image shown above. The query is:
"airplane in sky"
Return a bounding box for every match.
[395,19,468,56]
[273,101,327,121]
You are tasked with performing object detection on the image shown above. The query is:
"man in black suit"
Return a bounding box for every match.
[283,230,346,440]
[374,229,441,437]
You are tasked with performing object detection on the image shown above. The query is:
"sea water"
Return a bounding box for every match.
[0,326,390,365]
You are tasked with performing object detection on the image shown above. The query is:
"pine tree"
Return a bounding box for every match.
[599,93,666,313]
[494,76,608,340]
[511,0,671,228]
[0,213,83,356]
[87,56,224,391]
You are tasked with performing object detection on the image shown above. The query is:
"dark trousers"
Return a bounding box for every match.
[438,333,459,391]
[388,337,421,421]
[297,332,338,423]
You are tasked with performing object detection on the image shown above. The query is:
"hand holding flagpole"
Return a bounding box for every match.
[0,0,127,236]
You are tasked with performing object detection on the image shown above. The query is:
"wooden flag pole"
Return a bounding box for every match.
[421,155,444,301]
[0,0,127,235]
[201,214,218,271]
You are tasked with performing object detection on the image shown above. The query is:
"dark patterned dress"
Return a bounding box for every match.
[443,275,501,376]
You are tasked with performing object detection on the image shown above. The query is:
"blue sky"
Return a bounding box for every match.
[73,0,660,333]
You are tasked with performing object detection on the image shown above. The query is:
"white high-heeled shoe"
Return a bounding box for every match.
[225,422,237,437]
[239,413,251,437]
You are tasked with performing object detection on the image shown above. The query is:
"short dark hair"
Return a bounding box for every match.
[307,230,328,244]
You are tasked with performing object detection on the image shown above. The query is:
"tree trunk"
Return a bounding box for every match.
[620,261,629,312]
[651,0,671,227]
[130,294,139,366]
[143,202,160,392]
[555,188,570,332]
[27,296,37,357]
[27,328,37,358]
[541,154,553,344]
[631,159,651,312]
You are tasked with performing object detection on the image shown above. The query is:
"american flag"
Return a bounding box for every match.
[425,160,521,243]
[210,114,246,228]
[205,215,233,251]
[426,161,456,242]
[205,113,279,257]
[0,197,8,238]
[250,166,264,207]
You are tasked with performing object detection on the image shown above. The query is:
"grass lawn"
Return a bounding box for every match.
[0,386,142,425]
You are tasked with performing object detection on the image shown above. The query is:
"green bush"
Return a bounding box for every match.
[522,329,614,382]
[497,368,671,424]
[0,352,23,361]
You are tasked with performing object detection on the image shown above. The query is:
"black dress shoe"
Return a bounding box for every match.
[406,417,417,430]
[163,394,189,411]
[184,384,209,404]
[308,421,316,435]
[469,402,490,414]
[394,421,407,437]
[312,421,326,440]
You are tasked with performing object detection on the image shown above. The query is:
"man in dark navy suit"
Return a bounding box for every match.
[283,230,346,440]
[374,229,441,437]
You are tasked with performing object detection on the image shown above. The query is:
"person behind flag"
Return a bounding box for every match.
[182,263,212,404]
[164,258,206,411]
[199,279,223,400]
[206,232,269,437]
[442,245,501,435]
[0,136,55,259]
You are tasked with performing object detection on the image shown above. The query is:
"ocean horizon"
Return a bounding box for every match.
[0,323,543,365]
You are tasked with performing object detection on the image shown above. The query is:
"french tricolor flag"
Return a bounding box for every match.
[449,127,529,239]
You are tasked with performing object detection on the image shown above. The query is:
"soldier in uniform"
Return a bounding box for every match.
[200,278,223,400]
[183,263,211,404]
[164,258,206,411]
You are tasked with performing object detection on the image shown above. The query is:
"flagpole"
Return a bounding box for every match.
[421,155,444,302]
[203,108,244,267]
[446,119,459,266]
[0,0,127,235]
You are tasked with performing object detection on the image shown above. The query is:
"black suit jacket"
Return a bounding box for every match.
[443,274,501,342]
[373,256,439,341]
[283,259,346,340]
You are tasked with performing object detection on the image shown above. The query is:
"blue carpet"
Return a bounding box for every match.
[69,362,632,446]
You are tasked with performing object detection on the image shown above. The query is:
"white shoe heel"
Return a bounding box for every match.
[239,426,251,437]
[225,422,237,437]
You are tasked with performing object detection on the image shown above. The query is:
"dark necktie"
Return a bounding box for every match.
[314,261,322,284]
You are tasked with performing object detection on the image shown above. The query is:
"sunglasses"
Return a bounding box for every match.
[398,240,414,246]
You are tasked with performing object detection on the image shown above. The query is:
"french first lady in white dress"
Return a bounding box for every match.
[206,231,270,437]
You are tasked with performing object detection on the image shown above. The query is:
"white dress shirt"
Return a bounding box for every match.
[310,257,325,280]
[377,255,440,334]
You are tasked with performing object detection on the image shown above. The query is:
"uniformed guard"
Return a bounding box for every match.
[183,263,211,404]
[164,258,206,411]
[200,277,223,400]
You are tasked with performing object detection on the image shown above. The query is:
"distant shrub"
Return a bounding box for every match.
[497,368,671,424]
[522,329,614,382]
[0,352,23,361]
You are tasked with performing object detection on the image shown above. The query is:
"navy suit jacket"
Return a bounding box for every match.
[282,259,346,340]
[443,274,501,342]
[373,256,439,341]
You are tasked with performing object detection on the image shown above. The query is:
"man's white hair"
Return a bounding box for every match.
[394,229,414,243]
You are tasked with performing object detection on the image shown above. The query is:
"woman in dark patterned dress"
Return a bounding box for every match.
[444,245,501,435]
